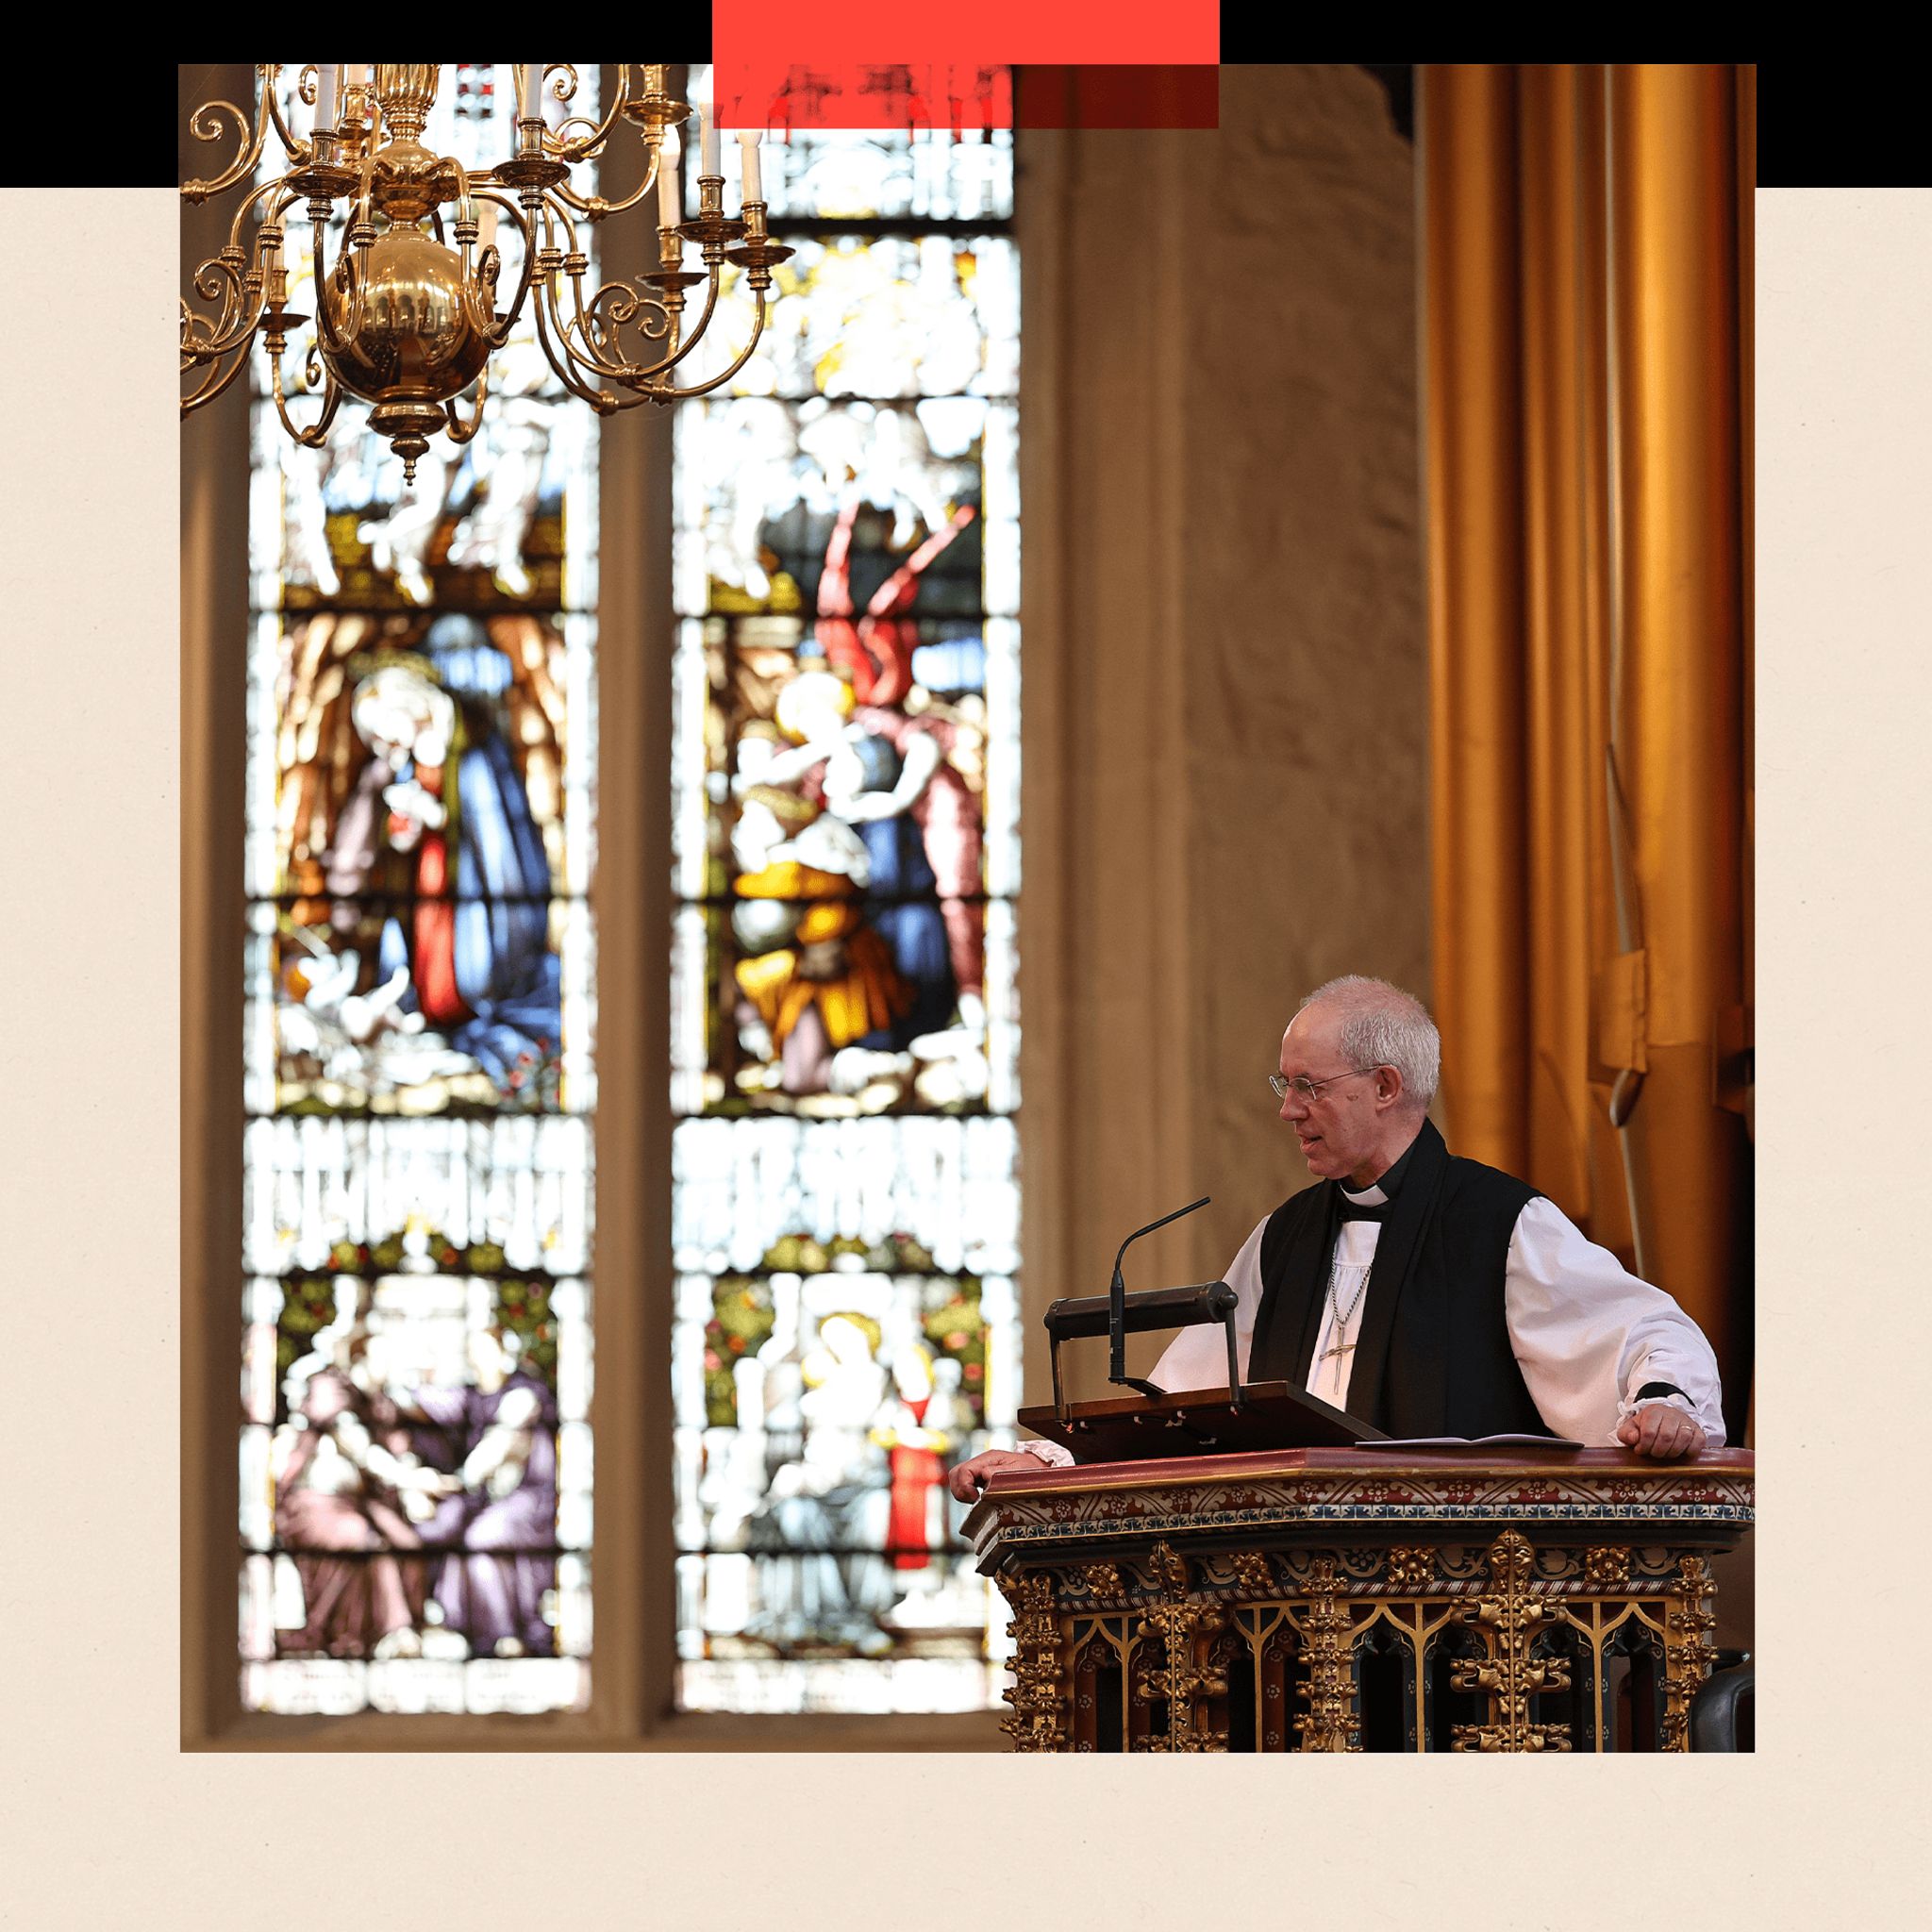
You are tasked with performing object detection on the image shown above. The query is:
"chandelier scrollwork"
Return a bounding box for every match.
[181,62,792,477]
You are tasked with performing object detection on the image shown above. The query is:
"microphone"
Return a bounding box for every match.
[1109,1196,1211,1397]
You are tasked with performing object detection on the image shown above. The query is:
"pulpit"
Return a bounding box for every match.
[964,1444,1755,1751]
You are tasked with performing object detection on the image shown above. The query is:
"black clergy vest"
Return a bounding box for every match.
[1245,1118,1553,1439]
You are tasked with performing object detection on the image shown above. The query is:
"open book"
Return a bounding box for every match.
[1357,1433,1583,1450]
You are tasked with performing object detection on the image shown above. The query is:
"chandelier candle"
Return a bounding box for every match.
[658,131,683,226]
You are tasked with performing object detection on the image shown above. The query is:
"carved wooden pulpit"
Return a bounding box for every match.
[963,1445,1755,1751]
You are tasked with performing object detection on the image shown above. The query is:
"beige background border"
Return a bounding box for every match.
[0,175,1914,1924]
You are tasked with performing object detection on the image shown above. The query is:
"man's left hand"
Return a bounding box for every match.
[1616,1402,1707,1460]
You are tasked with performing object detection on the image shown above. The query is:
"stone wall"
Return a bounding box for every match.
[1018,67,1427,1392]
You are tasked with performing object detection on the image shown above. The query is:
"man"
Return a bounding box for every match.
[947,975,1724,1501]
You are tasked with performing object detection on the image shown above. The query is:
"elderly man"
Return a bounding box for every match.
[948,974,1724,1500]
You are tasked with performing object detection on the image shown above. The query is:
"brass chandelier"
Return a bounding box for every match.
[180,63,791,477]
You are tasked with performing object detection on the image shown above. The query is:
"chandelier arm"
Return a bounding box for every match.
[540,210,675,385]
[527,191,609,359]
[268,346,342,447]
[646,271,726,380]
[536,187,584,259]
[529,273,625,412]
[534,271,625,401]
[643,290,773,401]
[561,267,674,382]
[550,276,623,380]
[181,182,297,367]
[180,201,285,374]
[181,255,252,362]
[547,142,662,223]
[180,340,254,414]
[549,63,629,163]
[261,63,315,167]
[310,189,375,359]
[470,188,541,348]
[441,362,491,446]
[218,173,296,272]
[566,240,726,388]
[180,66,273,204]
[182,180,293,362]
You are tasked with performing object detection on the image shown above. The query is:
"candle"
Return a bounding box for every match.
[518,63,540,121]
[642,64,666,96]
[737,127,762,204]
[314,64,338,132]
[657,133,682,226]
[699,101,719,176]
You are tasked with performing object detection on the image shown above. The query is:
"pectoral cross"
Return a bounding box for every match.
[1318,1335,1357,1366]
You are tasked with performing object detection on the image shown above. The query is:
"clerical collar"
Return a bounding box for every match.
[1339,1135,1420,1208]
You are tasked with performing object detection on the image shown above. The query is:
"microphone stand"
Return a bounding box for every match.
[1108,1196,1211,1398]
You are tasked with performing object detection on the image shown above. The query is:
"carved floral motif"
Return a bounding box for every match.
[1660,1555,1719,1753]
[1584,1545,1630,1592]
[1386,1545,1434,1593]
[1292,1557,1362,1752]
[1131,1542,1228,1752]
[998,1572,1067,1752]
[1080,1561,1126,1602]
[1449,1532,1573,1752]
[1229,1551,1275,1597]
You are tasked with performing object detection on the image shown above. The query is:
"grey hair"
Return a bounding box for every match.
[1296,975,1440,1112]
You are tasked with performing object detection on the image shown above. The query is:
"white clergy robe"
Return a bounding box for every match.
[1018,1174,1725,1468]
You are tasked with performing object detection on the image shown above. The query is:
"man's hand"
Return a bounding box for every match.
[1616,1401,1707,1460]
[946,1449,1045,1503]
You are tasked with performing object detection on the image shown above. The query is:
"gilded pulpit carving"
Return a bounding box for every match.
[966,1449,1751,1754]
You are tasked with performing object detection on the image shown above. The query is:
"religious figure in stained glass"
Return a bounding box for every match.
[272,1308,450,1658]
[272,614,571,1112]
[744,1310,898,1650]
[344,651,559,1088]
[240,66,597,1717]
[692,477,995,1119]
[668,103,1019,1711]
[396,1324,560,1659]
[265,1274,567,1668]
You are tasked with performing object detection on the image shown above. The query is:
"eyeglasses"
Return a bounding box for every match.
[1268,1066,1386,1103]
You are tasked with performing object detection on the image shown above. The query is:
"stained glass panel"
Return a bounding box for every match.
[239,65,597,1715]
[692,235,1020,402]
[671,87,1019,1713]
[749,84,1014,224]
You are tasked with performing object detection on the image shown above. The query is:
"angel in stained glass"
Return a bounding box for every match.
[725,491,986,1087]
[729,777,914,1097]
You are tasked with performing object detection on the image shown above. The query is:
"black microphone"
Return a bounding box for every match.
[1109,1196,1211,1397]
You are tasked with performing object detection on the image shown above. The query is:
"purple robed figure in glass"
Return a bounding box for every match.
[411,1328,560,1658]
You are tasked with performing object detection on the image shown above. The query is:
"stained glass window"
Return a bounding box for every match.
[237,65,597,1716]
[671,87,1021,1713]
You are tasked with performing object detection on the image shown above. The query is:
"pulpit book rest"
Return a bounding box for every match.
[1038,1237,1388,1458]
[1019,1381,1388,1461]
